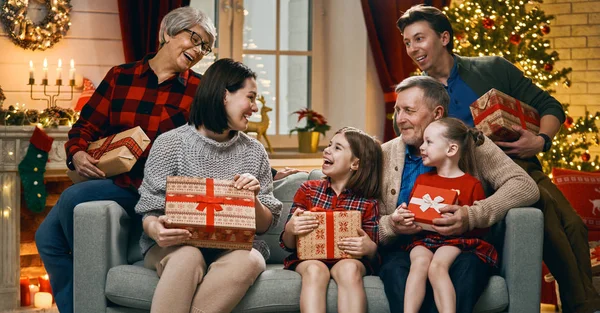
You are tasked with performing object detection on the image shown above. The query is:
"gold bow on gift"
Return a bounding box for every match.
[410,194,446,213]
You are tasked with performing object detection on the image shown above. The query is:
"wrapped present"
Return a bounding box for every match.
[470,88,540,142]
[165,176,256,250]
[67,126,150,183]
[408,185,459,232]
[297,208,362,260]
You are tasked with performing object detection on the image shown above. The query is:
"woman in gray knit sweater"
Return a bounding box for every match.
[135,59,282,313]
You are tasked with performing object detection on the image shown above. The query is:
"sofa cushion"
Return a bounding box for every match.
[473,275,508,313]
[106,264,156,310]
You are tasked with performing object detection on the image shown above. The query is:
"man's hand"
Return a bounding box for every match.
[390,203,422,234]
[273,167,307,181]
[72,151,105,178]
[432,205,470,236]
[338,229,377,258]
[284,209,319,235]
[149,216,192,247]
[494,126,544,159]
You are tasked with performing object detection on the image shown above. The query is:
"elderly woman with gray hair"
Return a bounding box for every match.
[35,7,216,313]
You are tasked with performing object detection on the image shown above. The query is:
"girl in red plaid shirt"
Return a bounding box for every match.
[280,127,382,313]
[396,118,498,313]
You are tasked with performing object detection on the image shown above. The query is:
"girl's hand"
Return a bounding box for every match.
[284,209,319,235]
[149,215,192,247]
[392,206,415,226]
[337,229,377,258]
[233,173,261,195]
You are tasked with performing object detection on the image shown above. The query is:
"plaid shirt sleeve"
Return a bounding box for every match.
[362,199,380,245]
[279,181,312,252]
[64,66,117,169]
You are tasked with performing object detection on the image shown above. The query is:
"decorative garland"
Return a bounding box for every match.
[0,104,78,128]
[0,0,72,51]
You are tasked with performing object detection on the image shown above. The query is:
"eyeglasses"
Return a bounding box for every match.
[182,29,212,55]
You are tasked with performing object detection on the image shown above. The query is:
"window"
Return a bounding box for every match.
[190,0,323,147]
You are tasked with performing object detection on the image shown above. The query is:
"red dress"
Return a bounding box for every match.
[279,179,380,273]
[406,172,498,267]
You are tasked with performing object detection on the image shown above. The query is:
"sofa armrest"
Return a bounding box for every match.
[74,201,131,312]
[501,207,543,313]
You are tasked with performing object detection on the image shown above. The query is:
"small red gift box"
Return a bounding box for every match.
[297,208,362,260]
[470,88,540,142]
[165,176,256,250]
[408,185,459,232]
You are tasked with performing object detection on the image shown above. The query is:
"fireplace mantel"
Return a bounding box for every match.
[0,126,70,310]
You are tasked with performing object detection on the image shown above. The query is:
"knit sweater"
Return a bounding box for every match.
[378,135,540,246]
[135,124,283,258]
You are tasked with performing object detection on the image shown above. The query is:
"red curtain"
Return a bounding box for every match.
[118,0,191,63]
[361,0,450,141]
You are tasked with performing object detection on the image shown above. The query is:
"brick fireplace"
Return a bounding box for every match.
[0,126,70,310]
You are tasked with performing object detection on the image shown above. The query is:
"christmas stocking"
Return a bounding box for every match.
[18,127,54,213]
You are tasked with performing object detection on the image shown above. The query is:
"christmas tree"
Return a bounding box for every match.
[444,0,600,174]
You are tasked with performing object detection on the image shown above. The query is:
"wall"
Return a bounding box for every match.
[0,0,124,112]
[541,0,600,159]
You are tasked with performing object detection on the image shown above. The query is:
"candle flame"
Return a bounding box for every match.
[70,59,74,69]
[58,59,62,68]
[29,60,33,68]
[43,58,47,69]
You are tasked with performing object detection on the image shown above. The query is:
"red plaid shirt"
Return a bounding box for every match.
[280,179,380,270]
[65,54,201,189]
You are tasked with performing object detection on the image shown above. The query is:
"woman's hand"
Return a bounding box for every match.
[284,209,319,235]
[72,150,105,178]
[148,215,192,247]
[233,173,261,195]
[337,229,377,258]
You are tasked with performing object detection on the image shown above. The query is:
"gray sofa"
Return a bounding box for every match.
[74,170,543,313]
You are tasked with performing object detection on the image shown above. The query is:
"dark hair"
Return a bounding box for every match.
[434,117,484,175]
[336,127,383,199]
[189,58,257,133]
[397,4,454,54]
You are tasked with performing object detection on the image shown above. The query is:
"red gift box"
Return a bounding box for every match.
[296,208,362,260]
[165,176,256,250]
[408,185,459,232]
[470,88,540,142]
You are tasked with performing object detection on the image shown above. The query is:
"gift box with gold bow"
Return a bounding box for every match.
[470,88,540,142]
[297,208,362,260]
[408,185,459,232]
[67,126,151,183]
[165,176,256,250]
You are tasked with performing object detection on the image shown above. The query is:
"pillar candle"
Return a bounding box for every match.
[42,58,48,80]
[19,277,31,307]
[29,60,34,80]
[34,292,52,309]
[56,58,62,81]
[29,284,39,307]
[69,59,75,81]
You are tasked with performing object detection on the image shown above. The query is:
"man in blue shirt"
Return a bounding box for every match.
[394,5,600,313]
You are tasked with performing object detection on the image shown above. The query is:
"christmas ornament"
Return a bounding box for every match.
[18,127,54,213]
[482,17,495,29]
[510,34,522,45]
[563,79,571,88]
[0,0,72,51]
[544,63,554,72]
[564,116,574,128]
[455,32,465,41]
[541,25,550,35]
[582,152,591,162]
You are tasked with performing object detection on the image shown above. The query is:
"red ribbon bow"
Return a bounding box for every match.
[166,178,253,233]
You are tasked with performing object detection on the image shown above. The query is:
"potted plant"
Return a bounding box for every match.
[289,108,331,153]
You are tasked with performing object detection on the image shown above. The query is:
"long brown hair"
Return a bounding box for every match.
[434,118,484,175]
[336,127,383,199]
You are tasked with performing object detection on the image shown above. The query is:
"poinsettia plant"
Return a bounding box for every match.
[289,108,331,136]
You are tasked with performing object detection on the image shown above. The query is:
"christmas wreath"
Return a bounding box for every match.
[0,0,72,51]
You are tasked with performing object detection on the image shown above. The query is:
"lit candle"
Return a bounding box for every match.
[56,59,62,82]
[29,60,34,80]
[19,277,31,307]
[34,292,52,309]
[38,274,52,295]
[69,59,75,81]
[42,58,48,80]
[29,284,39,307]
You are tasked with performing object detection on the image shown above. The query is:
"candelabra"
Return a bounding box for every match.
[28,78,75,109]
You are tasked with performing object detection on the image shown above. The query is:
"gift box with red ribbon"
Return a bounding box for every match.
[165,176,256,250]
[470,88,540,142]
[296,208,362,260]
[408,185,459,232]
[67,126,151,183]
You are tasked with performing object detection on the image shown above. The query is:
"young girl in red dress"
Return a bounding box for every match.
[397,117,498,313]
[280,127,383,313]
